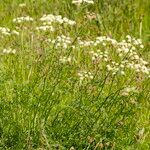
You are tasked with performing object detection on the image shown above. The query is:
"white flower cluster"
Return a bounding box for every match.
[115,37,149,75]
[78,36,117,47]
[78,35,143,49]
[106,58,149,76]
[72,0,94,4]
[126,62,149,75]
[116,38,144,56]
[11,30,20,36]
[0,27,10,36]
[2,48,16,54]
[90,50,109,62]
[95,36,117,46]
[78,71,93,82]
[126,35,144,48]
[47,35,72,49]
[106,61,127,76]
[36,24,55,32]
[59,56,72,64]
[77,35,149,77]
[125,51,149,75]
[0,27,19,36]
[78,39,95,47]
[121,86,138,96]
[13,16,34,23]
[40,14,76,26]
[45,34,149,78]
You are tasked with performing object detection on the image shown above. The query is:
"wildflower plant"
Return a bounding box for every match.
[0,0,149,149]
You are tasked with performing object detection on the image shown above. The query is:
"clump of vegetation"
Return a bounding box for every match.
[0,0,149,149]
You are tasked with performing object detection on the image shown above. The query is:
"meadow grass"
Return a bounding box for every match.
[0,0,150,149]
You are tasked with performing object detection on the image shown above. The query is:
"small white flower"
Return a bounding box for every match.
[19,3,26,8]
[120,71,125,75]
[140,44,144,49]
[78,71,93,82]
[12,49,16,54]
[13,16,34,23]
[11,30,19,35]
[106,65,113,71]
